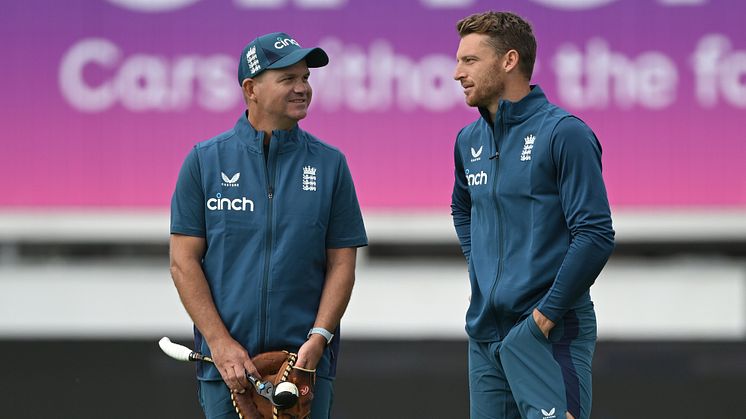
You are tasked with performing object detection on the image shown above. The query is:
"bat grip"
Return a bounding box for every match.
[190,352,259,386]
[189,352,214,363]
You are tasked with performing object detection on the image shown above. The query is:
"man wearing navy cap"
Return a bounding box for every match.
[169,32,368,418]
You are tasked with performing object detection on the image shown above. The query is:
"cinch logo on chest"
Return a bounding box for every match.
[465,169,488,186]
[206,193,254,212]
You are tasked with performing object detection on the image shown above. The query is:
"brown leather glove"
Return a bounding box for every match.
[231,351,316,419]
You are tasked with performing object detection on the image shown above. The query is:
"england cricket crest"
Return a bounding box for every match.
[302,165,317,192]
[246,46,261,75]
[521,134,536,162]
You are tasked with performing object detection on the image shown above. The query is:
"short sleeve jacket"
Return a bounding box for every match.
[171,113,368,380]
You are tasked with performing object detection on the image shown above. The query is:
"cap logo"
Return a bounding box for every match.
[246,46,261,74]
[274,37,300,49]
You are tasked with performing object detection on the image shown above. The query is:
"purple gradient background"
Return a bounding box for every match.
[1,0,744,209]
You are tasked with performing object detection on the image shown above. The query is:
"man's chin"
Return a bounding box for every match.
[288,109,308,121]
[465,97,481,108]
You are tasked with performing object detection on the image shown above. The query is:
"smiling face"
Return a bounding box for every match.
[246,60,312,130]
[454,33,507,115]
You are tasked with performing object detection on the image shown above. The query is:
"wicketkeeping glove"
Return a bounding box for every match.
[231,351,315,419]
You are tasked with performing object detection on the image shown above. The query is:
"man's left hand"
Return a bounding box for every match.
[532,308,555,339]
[295,334,326,370]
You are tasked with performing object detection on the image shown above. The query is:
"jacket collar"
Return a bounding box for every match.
[234,111,302,154]
[479,85,548,127]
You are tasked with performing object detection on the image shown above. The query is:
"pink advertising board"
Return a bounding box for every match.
[1,0,744,209]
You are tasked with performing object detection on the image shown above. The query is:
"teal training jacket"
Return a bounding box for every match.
[171,113,368,380]
[451,85,615,342]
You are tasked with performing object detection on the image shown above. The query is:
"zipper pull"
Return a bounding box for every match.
[268,186,274,199]
[489,151,500,160]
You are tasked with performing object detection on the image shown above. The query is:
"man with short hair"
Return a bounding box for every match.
[169,32,367,419]
[450,11,615,419]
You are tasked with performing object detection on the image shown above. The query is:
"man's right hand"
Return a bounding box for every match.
[209,336,260,393]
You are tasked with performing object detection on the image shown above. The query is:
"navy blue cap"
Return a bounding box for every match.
[238,32,329,84]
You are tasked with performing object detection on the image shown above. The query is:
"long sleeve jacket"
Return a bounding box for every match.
[451,86,615,341]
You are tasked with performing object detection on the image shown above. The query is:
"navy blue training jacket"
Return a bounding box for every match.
[451,85,615,342]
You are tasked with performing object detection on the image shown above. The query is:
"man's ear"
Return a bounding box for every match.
[242,78,257,102]
[503,49,520,74]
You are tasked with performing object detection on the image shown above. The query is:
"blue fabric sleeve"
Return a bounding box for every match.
[538,117,615,322]
[451,132,472,261]
[325,155,368,249]
[170,147,206,237]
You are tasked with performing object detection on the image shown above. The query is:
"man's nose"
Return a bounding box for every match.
[293,80,309,93]
[454,65,464,81]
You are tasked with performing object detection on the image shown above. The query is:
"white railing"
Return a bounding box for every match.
[1,208,746,243]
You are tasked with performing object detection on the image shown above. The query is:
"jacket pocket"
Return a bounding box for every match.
[526,314,551,344]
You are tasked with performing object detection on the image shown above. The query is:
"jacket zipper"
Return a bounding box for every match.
[488,109,506,337]
[259,134,278,353]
